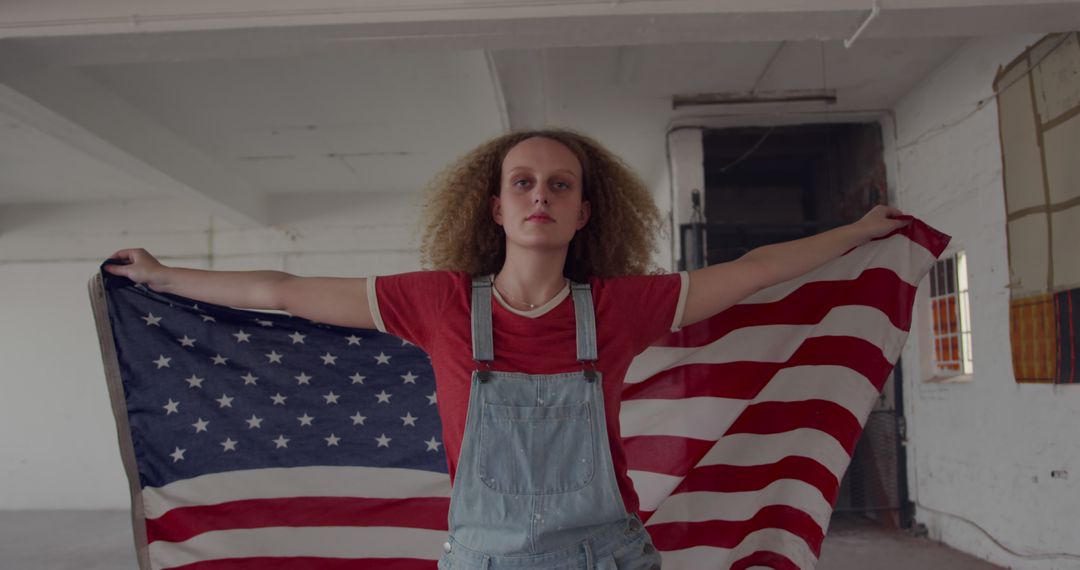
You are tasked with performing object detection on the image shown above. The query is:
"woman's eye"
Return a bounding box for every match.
[513,179,529,188]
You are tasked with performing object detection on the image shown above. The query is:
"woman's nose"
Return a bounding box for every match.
[532,185,550,204]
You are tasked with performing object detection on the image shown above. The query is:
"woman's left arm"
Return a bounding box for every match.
[679,205,912,329]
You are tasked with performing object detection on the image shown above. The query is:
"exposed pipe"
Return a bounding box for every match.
[844,0,880,49]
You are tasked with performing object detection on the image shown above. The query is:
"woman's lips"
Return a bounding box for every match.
[527,214,554,223]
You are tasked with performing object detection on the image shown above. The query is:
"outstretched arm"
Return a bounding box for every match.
[679,205,910,329]
[104,248,376,330]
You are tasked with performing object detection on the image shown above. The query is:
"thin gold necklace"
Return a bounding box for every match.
[491,276,564,310]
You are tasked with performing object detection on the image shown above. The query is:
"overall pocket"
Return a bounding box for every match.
[477,402,594,494]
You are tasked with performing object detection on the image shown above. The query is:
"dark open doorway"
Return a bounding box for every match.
[681,122,912,530]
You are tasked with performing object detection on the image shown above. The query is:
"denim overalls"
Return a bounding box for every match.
[437,277,663,570]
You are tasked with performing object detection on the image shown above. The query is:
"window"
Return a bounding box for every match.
[928,250,973,377]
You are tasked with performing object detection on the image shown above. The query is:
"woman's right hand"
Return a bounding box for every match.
[104,248,169,291]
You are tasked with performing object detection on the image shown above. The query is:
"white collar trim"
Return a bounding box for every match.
[488,274,570,318]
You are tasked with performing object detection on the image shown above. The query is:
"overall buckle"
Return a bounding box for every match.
[580,360,597,382]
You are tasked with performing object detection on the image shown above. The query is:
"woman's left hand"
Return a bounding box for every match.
[853,205,911,241]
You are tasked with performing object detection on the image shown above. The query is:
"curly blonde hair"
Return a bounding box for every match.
[419,128,665,281]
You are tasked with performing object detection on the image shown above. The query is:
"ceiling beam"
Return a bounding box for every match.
[4,3,1080,67]
[0,49,268,227]
[487,50,549,131]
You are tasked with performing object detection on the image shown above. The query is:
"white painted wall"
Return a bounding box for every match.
[883,34,1080,569]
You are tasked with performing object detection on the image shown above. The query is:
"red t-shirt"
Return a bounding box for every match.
[367,270,688,515]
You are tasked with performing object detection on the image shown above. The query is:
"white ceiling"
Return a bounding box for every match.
[1,0,1077,226]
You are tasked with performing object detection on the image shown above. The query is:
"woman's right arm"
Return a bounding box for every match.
[104,248,376,330]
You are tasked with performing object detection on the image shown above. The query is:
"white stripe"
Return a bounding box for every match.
[628,470,684,513]
[142,466,450,519]
[620,397,745,440]
[149,526,445,568]
[657,527,818,570]
[620,364,880,441]
[645,481,833,531]
[741,232,934,305]
[627,304,904,383]
[698,430,853,480]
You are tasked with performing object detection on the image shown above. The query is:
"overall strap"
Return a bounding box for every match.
[470,277,597,364]
[570,281,597,363]
[470,277,494,363]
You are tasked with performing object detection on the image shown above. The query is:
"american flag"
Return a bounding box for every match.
[89,216,948,570]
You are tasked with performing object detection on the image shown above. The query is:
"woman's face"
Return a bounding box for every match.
[492,137,591,253]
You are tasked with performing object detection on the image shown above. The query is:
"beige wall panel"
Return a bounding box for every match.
[1043,111,1080,205]
[998,73,1046,214]
[1007,214,1049,296]
[1031,33,1080,124]
[1051,205,1080,290]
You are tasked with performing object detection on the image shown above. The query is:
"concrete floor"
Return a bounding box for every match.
[0,510,1004,570]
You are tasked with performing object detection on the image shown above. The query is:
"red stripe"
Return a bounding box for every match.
[623,335,894,403]
[647,504,825,555]
[731,550,801,570]
[622,361,774,400]
[146,496,450,544]
[726,399,864,455]
[892,215,951,257]
[622,435,715,476]
[657,268,918,348]
[168,557,435,570]
[674,456,840,503]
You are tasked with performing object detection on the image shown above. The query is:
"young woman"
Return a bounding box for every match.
[105,128,908,570]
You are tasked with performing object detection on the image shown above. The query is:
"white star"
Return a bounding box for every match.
[185,375,205,389]
[178,335,196,347]
[401,339,414,346]
[211,354,228,365]
[163,399,180,415]
[323,391,340,404]
[153,355,171,369]
[294,372,312,385]
[170,447,186,462]
[425,437,442,452]
[426,391,437,405]
[141,312,162,326]
[297,413,314,426]
[255,318,274,327]
[350,373,366,385]
[345,335,362,346]
[320,352,338,365]
[375,433,391,448]
[216,393,234,408]
[350,412,367,426]
[400,412,417,427]
[289,331,306,344]
[233,330,251,343]
[325,433,341,447]
[375,390,392,404]
[273,434,290,449]
[192,418,209,433]
[270,393,287,405]
[400,371,418,384]
[266,351,283,364]
[245,415,263,429]
[201,314,216,323]
[374,352,391,365]
[221,438,238,452]
[240,372,259,385]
